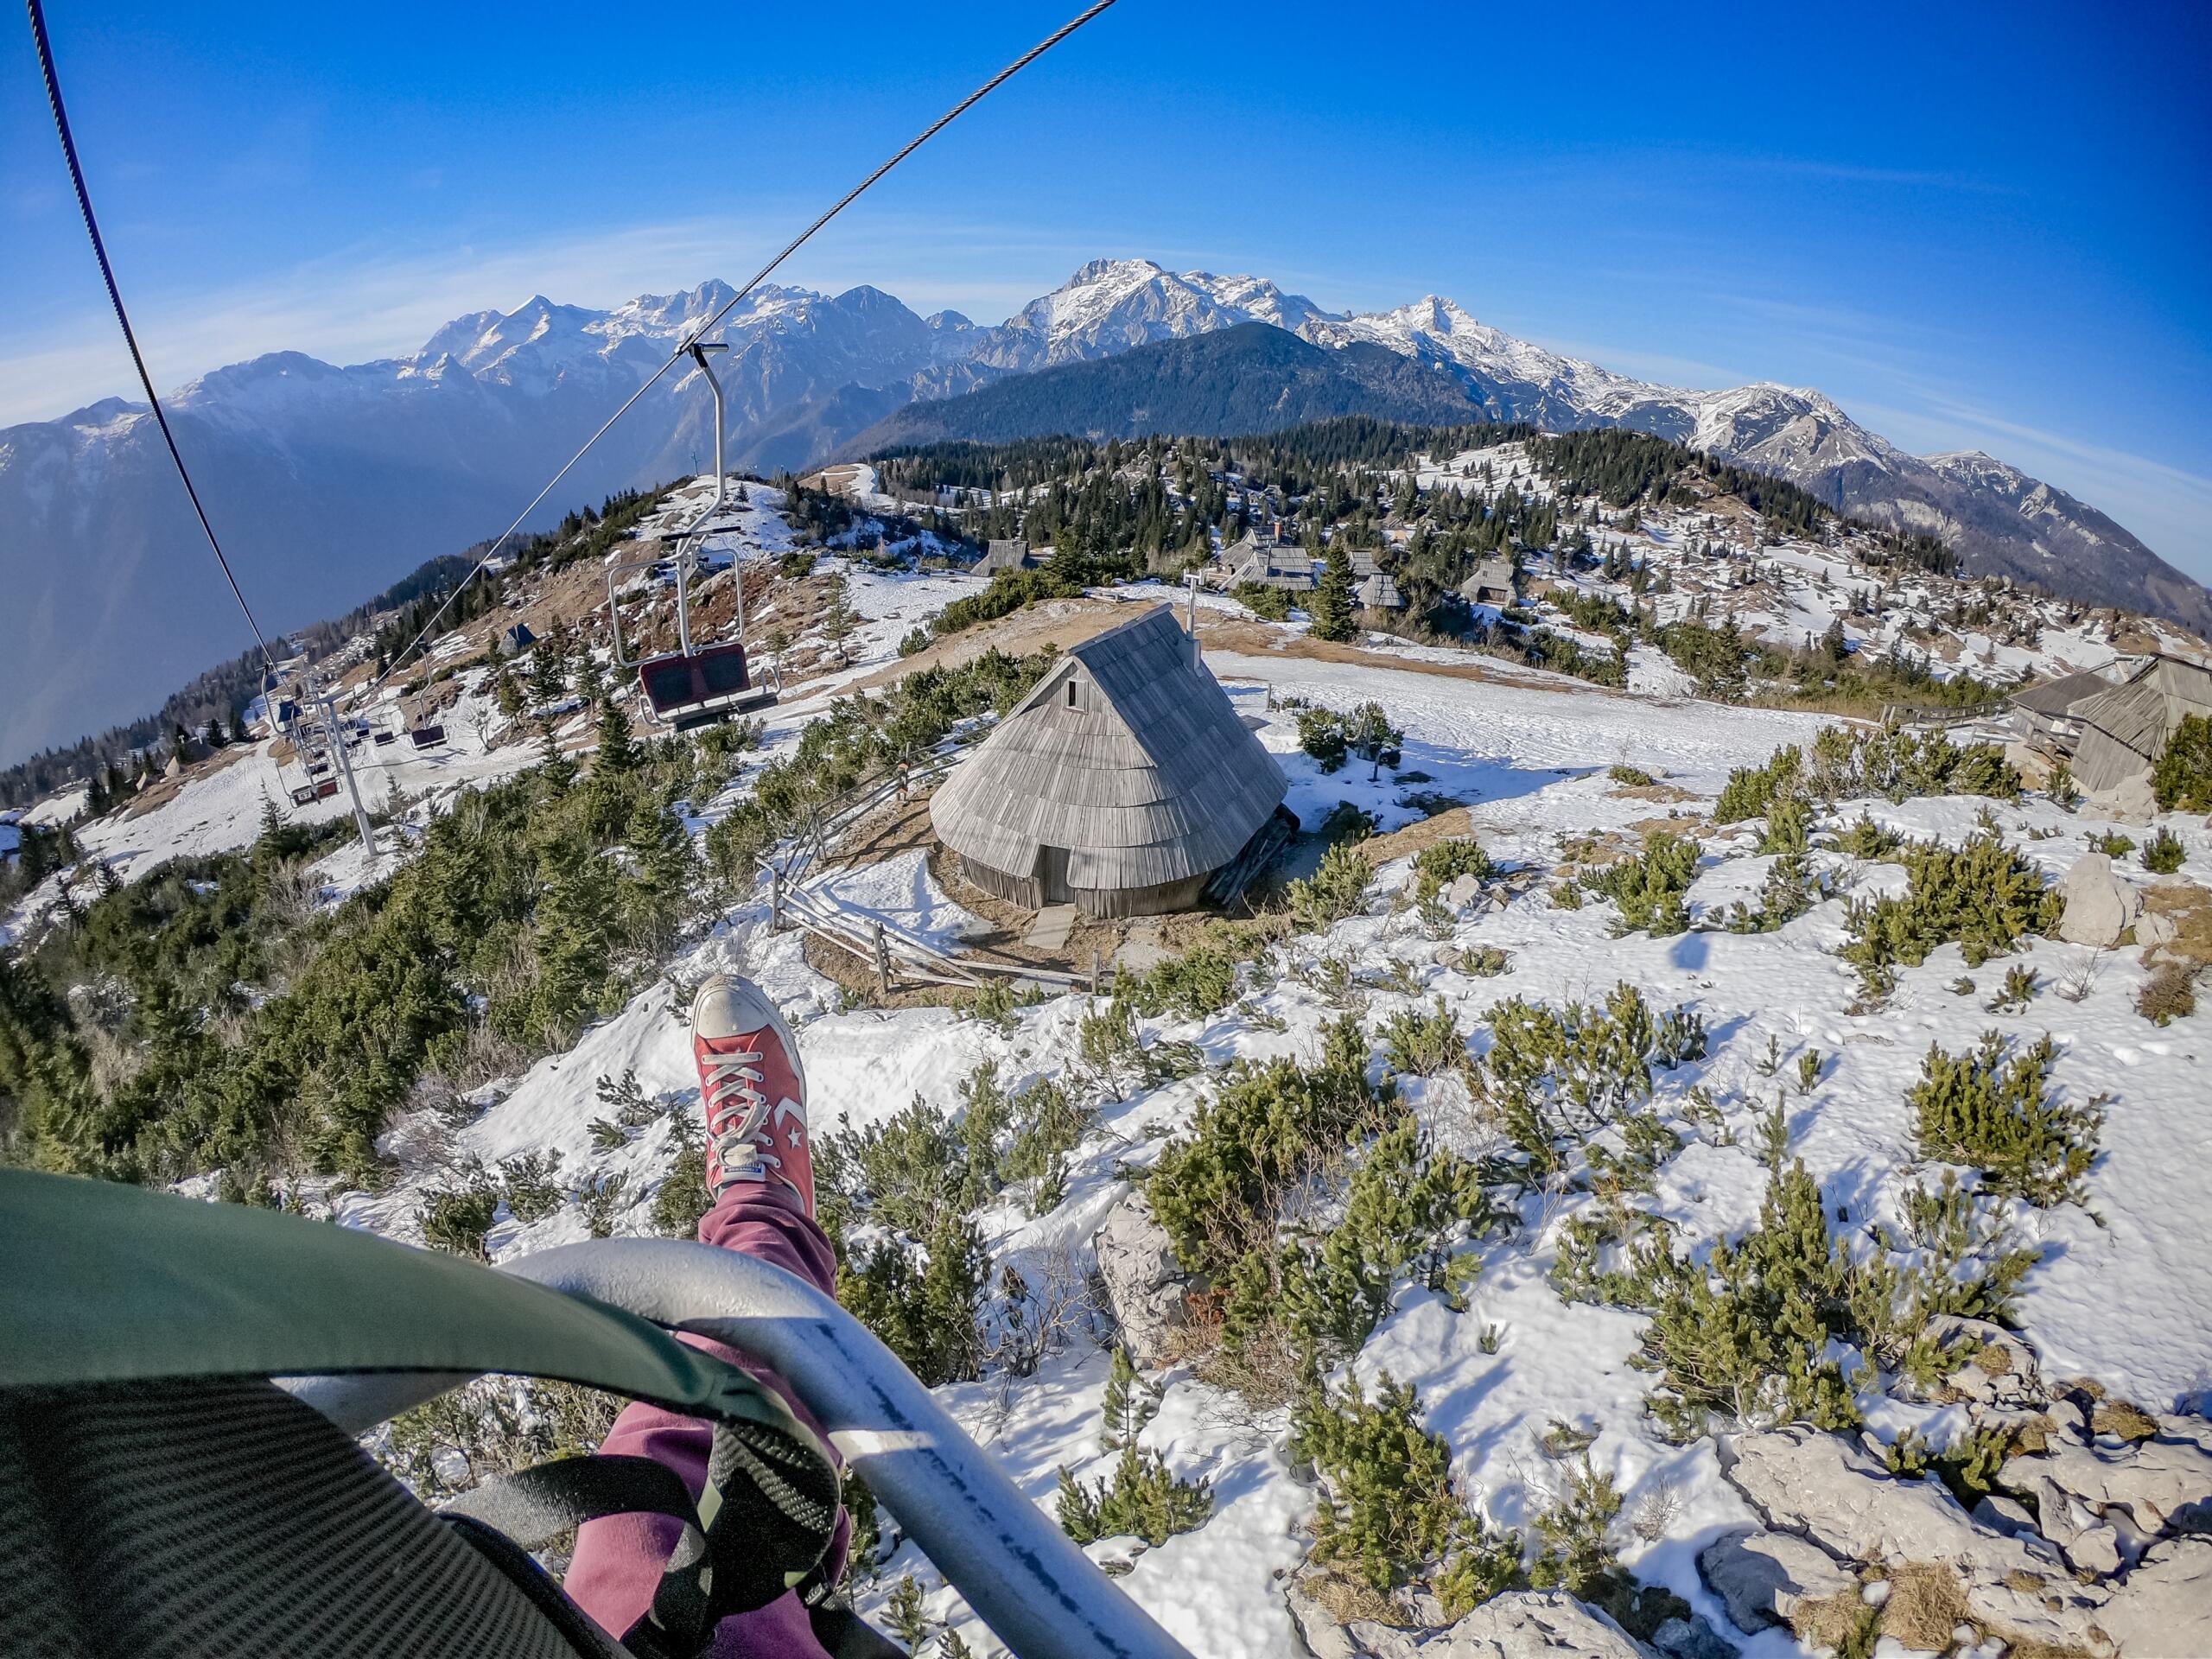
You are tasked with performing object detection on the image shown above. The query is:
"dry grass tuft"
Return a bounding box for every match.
[2091,1399,2161,1442]
[1882,1562,1973,1653]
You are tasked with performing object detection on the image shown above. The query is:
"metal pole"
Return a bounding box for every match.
[321,693,376,857]
[678,340,730,659]
[507,1242,1198,1659]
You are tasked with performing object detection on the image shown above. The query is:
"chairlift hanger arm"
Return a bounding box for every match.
[365,0,1119,695]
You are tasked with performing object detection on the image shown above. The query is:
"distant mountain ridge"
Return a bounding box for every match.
[3,257,2204,764]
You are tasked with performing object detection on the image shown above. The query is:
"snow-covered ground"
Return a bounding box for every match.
[288,582,2209,1655]
[14,459,2209,1656]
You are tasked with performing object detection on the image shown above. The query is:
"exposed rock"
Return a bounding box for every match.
[2087,769,2161,824]
[2003,1428,2212,1532]
[1091,1191,1188,1368]
[1285,1580,1363,1659]
[1285,1587,1662,1659]
[2069,1524,2123,1577]
[1717,1429,2111,1654]
[1972,1493,2037,1538]
[1648,1614,1738,1659]
[2137,907,2178,949]
[1443,872,1484,910]
[2098,1537,2212,1656]
[1695,1528,1853,1633]
[1421,1592,1656,1658]
[2031,1473,2093,1548]
[1923,1315,2043,1407]
[2058,853,2142,947]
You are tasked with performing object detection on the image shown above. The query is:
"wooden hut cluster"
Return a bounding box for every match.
[929,605,1291,918]
[2011,652,2212,805]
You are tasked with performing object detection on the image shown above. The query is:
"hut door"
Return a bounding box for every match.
[1039,845,1073,905]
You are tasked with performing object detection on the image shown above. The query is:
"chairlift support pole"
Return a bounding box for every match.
[316,688,375,858]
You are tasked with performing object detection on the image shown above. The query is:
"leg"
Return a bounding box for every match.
[565,976,843,1657]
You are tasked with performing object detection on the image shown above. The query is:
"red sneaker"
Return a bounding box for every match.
[690,973,813,1216]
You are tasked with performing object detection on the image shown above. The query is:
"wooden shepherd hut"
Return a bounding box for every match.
[930,605,1289,918]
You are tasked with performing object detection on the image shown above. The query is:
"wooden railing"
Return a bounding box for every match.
[758,752,1111,997]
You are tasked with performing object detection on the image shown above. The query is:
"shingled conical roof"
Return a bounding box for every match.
[930,605,1286,895]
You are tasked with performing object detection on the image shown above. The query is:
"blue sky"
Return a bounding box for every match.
[5,0,2209,578]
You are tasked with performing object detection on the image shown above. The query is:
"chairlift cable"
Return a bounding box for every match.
[369,0,1120,691]
[26,0,279,683]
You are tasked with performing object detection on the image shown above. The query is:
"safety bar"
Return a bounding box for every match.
[289,1239,1193,1659]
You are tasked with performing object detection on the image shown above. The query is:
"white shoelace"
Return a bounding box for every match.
[700,1047,782,1185]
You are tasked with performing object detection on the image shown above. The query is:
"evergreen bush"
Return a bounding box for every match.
[1839,834,2061,993]
[1289,842,1375,932]
[1290,1372,1521,1618]
[1378,996,1465,1077]
[1146,1018,1384,1278]
[1055,1349,1212,1548]
[1583,833,1699,937]
[2140,828,2184,874]
[1910,1032,2101,1208]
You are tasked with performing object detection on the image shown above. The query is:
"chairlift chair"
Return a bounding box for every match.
[606,340,780,731]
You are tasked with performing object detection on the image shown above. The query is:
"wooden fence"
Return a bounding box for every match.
[758,753,1111,997]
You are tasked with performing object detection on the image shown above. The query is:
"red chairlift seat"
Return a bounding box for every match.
[314,777,340,800]
[637,642,777,730]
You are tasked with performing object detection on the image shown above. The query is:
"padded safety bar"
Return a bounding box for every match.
[291,1239,1194,1659]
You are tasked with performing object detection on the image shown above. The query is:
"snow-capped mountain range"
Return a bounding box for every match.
[3,257,2203,765]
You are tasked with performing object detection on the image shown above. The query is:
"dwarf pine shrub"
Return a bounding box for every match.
[1617,1159,1861,1440]
[1478,983,1696,1171]
[1835,812,1903,860]
[836,1213,988,1387]
[1715,746,1802,823]
[1122,944,1238,1021]
[651,1139,711,1238]
[1290,1372,1522,1619]
[1758,792,1813,857]
[1847,1172,2040,1386]
[1379,995,1465,1077]
[1270,1113,1499,1354]
[1289,842,1375,932]
[1528,1456,1623,1597]
[1056,1348,1212,1548]
[2140,827,2184,874]
[1838,834,2062,993]
[420,1163,503,1258]
[1910,1031,2101,1208]
[1146,1017,1385,1277]
[1726,728,2020,821]
[1296,705,1350,772]
[1410,837,1494,906]
[1583,832,1700,937]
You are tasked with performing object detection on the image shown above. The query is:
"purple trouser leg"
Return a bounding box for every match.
[565,1184,845,1658]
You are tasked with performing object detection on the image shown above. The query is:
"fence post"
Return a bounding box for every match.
[770,866,784,932]
[872,920,893,996]
[1090,949,1101,997]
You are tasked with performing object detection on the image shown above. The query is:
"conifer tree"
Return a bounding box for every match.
[819,575,860,664]
[536,722,575,792]
[594,697,642,775]
[1309,543,1356,643]
[1097,1347,1160,1454]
